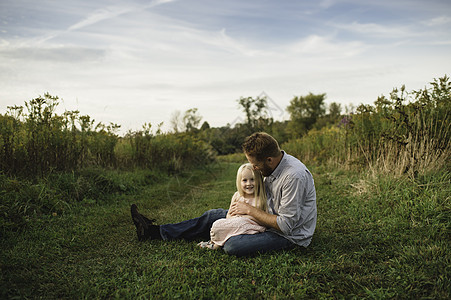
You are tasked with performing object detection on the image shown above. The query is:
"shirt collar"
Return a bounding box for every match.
[266,151,286,183]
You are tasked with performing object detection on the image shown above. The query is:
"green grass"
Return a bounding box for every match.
[1,162,449,299]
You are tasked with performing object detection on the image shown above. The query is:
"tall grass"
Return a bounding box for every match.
[0,93,214,177]
[0,167,166,232]
[0,94,214,232]
[0,94,120,176]
[283,75,450,176]
[124,124,215,173]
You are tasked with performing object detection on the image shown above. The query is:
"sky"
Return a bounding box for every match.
[1,0,450,134]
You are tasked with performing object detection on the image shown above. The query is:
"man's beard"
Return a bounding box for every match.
[260,162,273,177]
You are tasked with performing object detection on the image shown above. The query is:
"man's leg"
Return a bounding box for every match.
[131,204,161,241]
[160,209,228,241]
[222,231,294,257]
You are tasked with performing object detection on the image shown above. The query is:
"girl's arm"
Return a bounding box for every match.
[225,192,239,218]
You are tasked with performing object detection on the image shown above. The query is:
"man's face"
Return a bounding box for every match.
[245,154,273,177]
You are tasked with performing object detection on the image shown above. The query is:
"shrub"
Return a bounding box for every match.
[283,126,345,165]
[0,94,119,177]
[283,76,451,176]
[127,124,215,172]
[0,94,217,177]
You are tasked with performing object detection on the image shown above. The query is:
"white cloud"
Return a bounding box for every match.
[319,0,337,9]
[66,0,174,32]
[422,16,451,27]
[28,0,176,45]
[333,21,415,39]
[0,45,106,62]
[287,34,367,58]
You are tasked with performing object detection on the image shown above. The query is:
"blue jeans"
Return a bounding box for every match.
[160,209,294,257]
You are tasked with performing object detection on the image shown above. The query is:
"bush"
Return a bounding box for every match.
[127,124,215,173]
[0,94,120,177]
[0,94,217,177]
[283,75,451,176]
[283,126,346,165]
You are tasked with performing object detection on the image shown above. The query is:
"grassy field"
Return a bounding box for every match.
[1,162,449,299]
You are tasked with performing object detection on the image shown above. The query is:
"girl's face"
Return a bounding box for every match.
[240,168,255,197]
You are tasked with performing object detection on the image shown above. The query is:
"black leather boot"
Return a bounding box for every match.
[130,204,162,241]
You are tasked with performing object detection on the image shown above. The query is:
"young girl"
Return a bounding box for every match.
[198,163,267,250]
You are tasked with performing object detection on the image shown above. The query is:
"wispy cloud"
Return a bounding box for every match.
[67,7,134,32]
[36,0,176,44]
[0,45,105,62]
[333,21,415,39]
[178,27,270,57]
[288,34,367,58]
[422,15,451,27]
[67,0,174,32]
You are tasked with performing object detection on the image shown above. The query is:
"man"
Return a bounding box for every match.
[131,132,317,257]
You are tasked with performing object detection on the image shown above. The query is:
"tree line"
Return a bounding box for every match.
[0,87,344,177]
[174,92,346,155]
[0,75,449,179]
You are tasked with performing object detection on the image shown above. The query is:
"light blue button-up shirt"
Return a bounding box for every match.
[265,151,317,247]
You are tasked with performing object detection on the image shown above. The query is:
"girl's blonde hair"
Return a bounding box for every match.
[236,163,267,212]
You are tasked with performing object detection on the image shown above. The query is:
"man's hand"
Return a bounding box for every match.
[229,201,253,217]
[229,201,281,231]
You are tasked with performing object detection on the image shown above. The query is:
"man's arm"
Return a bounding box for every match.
[229,201,281,231]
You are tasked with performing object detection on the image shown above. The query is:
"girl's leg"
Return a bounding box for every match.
[222,231,295,257]
[160,209,228,241]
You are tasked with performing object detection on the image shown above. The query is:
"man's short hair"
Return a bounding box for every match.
[242,132,281,161]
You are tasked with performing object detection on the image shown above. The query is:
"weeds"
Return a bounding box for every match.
[284,75,450,176]
[0,94,214,231]
[0,93,120,176]
[0,93,214,178]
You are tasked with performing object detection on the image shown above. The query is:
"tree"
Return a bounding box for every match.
[170,108,202,133]
[170,110,182,133]
[287,93,326,137]
[312,101,343,130]
[183,108,202,133]
[328,102,342,120]
[237,95,271,133]
[200,121,210,131]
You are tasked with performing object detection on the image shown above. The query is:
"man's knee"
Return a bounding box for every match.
[223,232,295,257]
[222,236,253,257]
[222,239,242,257]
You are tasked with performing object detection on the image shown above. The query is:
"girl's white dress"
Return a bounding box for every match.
[210,192,266,246]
